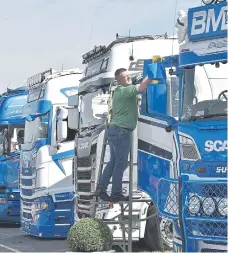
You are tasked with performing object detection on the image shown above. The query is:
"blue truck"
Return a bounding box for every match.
[138,1,227,252]
[0,87,28,223]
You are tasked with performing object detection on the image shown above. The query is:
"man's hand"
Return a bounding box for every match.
[137,76,150,93]
[132,72,143,85]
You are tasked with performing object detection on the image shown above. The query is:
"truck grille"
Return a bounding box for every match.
[78,157,92,167]
[22,212,32,220]
[78,195,92,200]
[78,199,91,206]
[21,178,33,186]
[77,170,92,180]
[77,183,91,192]
[180,144,199,160]
[21,167,34,177]
[21,188,33,196]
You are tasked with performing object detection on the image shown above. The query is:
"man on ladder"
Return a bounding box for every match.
[94,67,153,203]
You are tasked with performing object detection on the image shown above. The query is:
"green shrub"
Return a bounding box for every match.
[67,218,113,252]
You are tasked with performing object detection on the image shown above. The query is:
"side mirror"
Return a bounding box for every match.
[57,121,67,142]
[57,108,68,120]
[68,108,79,130]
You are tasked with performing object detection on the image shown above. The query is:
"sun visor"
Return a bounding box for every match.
[22,100,52,119]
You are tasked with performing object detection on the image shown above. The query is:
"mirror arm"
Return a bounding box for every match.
[165,125,173,133]
[165,118,178,133]
[59,105,76,109]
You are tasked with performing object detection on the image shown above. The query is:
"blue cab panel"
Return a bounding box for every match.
[0,88,28,223]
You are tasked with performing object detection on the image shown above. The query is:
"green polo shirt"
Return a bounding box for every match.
[110,84,139,131]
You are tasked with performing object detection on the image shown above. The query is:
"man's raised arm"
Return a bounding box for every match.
[137,76,151,93]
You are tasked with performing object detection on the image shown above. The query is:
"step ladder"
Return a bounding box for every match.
[73,84,155,252]
[90,119,135,252]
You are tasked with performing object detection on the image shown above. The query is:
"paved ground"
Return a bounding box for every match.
[0,223,163,252]
[0,223,67,252]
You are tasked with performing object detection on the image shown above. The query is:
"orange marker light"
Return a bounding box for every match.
[198,168,206,173]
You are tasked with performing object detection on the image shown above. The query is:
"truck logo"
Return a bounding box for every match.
[205,140,228,152]
[190,5,227,39]
[78,142,89,150]
[216,167,228,173]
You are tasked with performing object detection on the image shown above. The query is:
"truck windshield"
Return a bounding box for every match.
[80,89,109,128]
[0,126,25,155]
[24,113,48,144]
[181,64,228,122]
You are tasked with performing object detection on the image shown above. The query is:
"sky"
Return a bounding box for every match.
[0,0,202,93]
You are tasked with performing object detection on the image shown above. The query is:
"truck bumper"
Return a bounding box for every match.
[0,203,20,223]
[0,193,20,223]
[21,205,74,238]
[21,221,71,238]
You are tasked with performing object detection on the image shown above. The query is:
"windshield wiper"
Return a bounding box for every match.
[187,113,227,122]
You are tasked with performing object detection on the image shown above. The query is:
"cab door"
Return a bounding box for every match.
[138,57,180,205]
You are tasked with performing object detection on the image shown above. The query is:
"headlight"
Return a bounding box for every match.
[179,134,200,161]
[188,195,201,215]
[202,197,216,216]
[35,201,49,211]
[217,198,227,217]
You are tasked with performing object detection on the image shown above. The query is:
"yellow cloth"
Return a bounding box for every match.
[152,55,164,63]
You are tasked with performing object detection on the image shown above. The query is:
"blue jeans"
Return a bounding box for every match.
[97,126,131,195]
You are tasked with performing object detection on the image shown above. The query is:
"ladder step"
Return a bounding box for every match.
[124,209,142,212]
[101,219,135,225]
[93,198,151,205]
[78,192,93,196]
[77,204,91,210]
[77,210,91,215]
[77,167,95,171]
[76,179,95,183]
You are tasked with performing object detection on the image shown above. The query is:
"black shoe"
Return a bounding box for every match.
[110,194,129,203]
[94,189,110,202]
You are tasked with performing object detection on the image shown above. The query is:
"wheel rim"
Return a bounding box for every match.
[160,218,173,247]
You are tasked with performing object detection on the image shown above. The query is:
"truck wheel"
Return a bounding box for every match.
[160,216,173,250]
[144,205,173,251]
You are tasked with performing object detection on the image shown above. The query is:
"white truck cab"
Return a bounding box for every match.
[20,68,83,238]
[68,35,179,250]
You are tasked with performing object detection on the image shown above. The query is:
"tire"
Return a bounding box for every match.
[144,205,173,251]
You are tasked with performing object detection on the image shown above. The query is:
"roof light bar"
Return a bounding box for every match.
[82,45,106,64]
[81,34,171,64]
[27,69,53,87]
